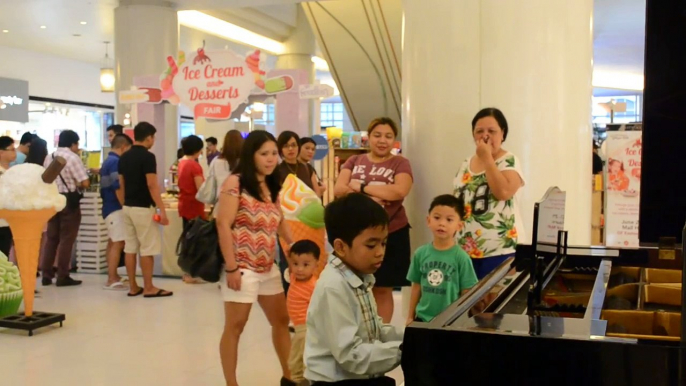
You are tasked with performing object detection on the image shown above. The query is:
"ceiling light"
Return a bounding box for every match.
[312,56,330,72]
[40,25,47,29]
[100,41,115,92]
[252,102,265,112]
[178,11,285,55]
[592,71,644,91]
[45,103,51,107]
[80,21,87,25]
[2,30,8,33]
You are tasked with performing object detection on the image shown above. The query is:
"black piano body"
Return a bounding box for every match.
[401,244,685,386]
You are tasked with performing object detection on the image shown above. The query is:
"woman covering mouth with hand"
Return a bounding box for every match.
[453,107,525,280]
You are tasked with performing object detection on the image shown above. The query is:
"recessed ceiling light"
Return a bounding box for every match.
[73,34,81,37]
[2,30,8,33]
[80,21,87,25]
[45,103,51,107]
[40,25,47,29]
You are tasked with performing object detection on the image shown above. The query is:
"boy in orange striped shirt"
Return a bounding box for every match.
[287,239,321,385]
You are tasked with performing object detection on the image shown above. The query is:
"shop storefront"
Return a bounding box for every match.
[0,77,114,153]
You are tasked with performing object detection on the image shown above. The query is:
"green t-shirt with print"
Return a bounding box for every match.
[407,243,478,322]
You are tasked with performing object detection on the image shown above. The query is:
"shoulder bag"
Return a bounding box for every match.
[196,161,218,204]
[176,208,223,283]
[54,153,83,210]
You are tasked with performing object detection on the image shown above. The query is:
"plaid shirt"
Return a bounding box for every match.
[304,254,404,382]
[329,256,381,341]
[45,147,88,194]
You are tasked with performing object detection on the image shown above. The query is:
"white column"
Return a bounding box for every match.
[402,0,593,250]
[114,0,179,171]
[276,5,316,136]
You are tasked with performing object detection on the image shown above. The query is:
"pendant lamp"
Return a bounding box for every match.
[100,41,115,93]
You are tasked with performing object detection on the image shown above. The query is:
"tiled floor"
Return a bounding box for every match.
[1,274,405,386]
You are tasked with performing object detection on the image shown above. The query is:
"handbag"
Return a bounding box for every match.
[55,158,83,210]
[176,211,223,283]
[196,161,218,204]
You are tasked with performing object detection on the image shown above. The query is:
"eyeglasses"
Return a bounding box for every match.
[284,143,299,149]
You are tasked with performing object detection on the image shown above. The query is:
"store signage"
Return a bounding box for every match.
[166,49,255,120]
[299,84,334,100]
[311,135,330,161]
[535,187,566,245]
[605,131,642,248]
[0,77,29,123]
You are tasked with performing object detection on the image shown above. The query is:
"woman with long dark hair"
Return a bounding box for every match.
[25,136,48,166]
[216,131,295,386]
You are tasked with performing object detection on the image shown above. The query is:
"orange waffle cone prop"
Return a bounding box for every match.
[280,220,327,275]
[0,208,56,316]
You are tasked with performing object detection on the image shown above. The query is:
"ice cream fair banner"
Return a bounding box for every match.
[167,48,255,119]
[119,46,298,119]
[158,45,273,120]
[605,131,642,248]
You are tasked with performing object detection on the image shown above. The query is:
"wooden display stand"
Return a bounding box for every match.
[321,144,368,205]
[76,192,108,273]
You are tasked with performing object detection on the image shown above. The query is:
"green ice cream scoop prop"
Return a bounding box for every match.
[297,201,325,229]
[0,252,23,317]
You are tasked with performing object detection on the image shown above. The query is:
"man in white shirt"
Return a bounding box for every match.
[0,136,17,256]
[41,130,90,287]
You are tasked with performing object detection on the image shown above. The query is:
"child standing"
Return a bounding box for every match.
[407,195,478,324]
[305,193,403,385]
[287,239,321,386]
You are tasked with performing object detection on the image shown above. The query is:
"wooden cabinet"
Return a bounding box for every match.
[321,146,368,205]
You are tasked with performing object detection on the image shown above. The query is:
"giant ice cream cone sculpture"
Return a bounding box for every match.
[0,160,66,316]
[279,174,327,274]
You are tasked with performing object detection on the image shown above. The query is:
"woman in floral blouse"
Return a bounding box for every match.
[453,108,525,279]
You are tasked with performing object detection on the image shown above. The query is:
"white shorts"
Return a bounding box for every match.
[105,210,126,243]
[122,206,161,257]
[220,267,284,304]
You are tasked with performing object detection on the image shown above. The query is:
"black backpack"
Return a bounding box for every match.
[176,216,224,283]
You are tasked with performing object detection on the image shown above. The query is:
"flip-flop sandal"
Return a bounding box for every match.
[103,281,128,291]
[144,289,174,298]
[127,288,144,297]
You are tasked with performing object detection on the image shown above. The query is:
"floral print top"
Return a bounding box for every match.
[453,153,525,259]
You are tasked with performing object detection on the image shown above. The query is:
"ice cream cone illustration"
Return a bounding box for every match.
[0,159,67,317]
[279,175,327,275]
[246,50,265,89]
[0,208,56,316]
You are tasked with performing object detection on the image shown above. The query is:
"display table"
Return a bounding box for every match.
[160,207,184,277]
[158,199,212,277]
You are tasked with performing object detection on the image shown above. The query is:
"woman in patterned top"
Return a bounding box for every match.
[453,108,525,280]
[216,131,296,386]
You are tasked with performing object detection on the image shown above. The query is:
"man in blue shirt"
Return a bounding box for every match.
[100,133,132,290]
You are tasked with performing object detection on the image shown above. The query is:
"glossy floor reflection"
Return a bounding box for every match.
[1,274,405,386]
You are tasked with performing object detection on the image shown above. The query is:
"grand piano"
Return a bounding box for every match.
[401,188,685,386]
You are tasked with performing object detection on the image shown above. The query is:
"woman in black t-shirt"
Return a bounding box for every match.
[276,131,323,197]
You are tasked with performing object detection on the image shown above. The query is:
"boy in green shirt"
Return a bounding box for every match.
[407,194,478,323]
